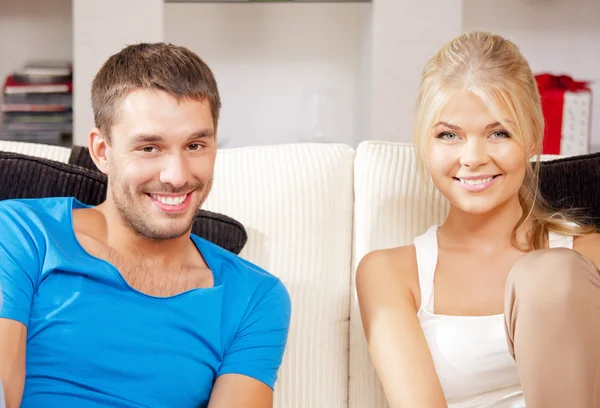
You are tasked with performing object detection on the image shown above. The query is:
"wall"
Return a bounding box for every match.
[73,0,164,146]
[463,0,600,151]
[370,0,463,143]
[2,1,598,150]
[0,0,72,124]
[165,2,371,148]
[165,1,465,147]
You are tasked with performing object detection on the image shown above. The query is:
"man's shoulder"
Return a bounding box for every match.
[0,197,72,216]
[192,234,289,299]
[0,197,73,235]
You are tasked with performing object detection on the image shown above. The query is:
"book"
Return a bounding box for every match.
[2,104,71,113]
[3,112,73,123]
[13,60,72,84]
[3,75,72,95]
[4,122,73,132]
[3,92,72,105]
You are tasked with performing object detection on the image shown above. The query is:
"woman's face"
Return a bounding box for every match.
[426,91,528,215]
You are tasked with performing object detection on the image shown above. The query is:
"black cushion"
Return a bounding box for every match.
[539,152,600,229]
[68,145,98,172]
[0,150,247,254]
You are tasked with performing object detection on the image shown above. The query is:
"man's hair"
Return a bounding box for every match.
[91,42,221,141]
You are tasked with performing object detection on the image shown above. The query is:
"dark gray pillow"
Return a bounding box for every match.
[0,151,247,254]
[539,152,600,229]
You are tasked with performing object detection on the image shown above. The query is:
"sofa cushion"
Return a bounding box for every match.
[0,150,247,254]
[350,141,600,408]
[202,143,355,408]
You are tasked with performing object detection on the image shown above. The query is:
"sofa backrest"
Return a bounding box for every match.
[350,141,450,407]
[204,144,356,408]
[0,140,71,162]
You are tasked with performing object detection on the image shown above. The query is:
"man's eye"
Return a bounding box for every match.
[188,143,202,151]
[142,146,157,153]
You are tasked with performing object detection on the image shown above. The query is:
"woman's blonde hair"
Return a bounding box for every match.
[414,31,595,250]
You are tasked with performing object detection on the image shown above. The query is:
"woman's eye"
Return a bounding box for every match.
[490,130,510,139]
[436,132,459,141]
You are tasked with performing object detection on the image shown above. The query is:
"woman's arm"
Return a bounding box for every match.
[356,248,447,408]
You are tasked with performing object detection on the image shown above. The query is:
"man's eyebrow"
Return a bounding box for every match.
[187,129,214,140]
[130,129,215,144]
[130,133,164,144]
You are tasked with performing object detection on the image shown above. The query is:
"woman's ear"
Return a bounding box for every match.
[89,128,110,175]
[528,141,537,159]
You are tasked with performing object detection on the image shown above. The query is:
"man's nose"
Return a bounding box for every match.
[159,153,190,189]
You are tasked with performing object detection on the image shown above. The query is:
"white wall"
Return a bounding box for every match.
[463,0,600,151]
[0,0,72,123]
[73,0,164,146]
[165,3,370,148]
[370,0,463,143]
[2,1,598,150]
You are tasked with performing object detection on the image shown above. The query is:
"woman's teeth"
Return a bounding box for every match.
[459,176,494,186]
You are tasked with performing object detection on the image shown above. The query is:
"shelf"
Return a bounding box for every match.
[165,1,370,3]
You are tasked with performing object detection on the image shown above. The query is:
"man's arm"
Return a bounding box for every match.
[0,201,42,408]
[208,374,272,408]
[209,279,291,408]
[0,319,26,408]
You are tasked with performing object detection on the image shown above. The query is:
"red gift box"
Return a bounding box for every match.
[535,74,592,155]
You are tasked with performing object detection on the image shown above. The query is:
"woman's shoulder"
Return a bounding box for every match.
[369,243,418,260]
[356,246,421,310]
[358,245,417,274]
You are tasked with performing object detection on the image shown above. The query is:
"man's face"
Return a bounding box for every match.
[106,89,217,240]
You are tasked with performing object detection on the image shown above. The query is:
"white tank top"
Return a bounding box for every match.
[414,225,573,407]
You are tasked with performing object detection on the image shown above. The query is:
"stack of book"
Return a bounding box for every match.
[1,61,73,146]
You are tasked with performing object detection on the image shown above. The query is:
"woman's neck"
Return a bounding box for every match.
[439,196,530,252]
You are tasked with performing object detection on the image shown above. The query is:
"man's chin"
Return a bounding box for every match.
[141,228,192,241]
[133,215,194,240]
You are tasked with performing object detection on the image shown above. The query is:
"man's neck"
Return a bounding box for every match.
[93,202,192,264]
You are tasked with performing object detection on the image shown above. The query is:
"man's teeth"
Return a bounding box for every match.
[459,176,494,186]
[150,194,187,205]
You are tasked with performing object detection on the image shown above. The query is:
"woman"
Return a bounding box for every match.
[356,31,600,408]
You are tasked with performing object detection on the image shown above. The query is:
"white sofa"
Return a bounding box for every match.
[0,140,454,408]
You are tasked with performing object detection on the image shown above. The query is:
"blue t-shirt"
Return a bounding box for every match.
[0,197,291,408]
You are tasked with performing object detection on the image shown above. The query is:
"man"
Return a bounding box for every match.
[0,43,291,408]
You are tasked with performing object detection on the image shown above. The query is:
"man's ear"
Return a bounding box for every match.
[89,128,110,175]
